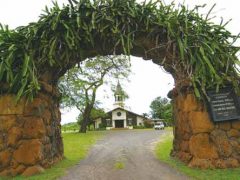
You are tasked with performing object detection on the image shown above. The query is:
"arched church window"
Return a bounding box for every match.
[118,96,122,101]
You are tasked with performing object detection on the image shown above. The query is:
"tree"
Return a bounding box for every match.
[142,113,149,118]
[77,107,107,130]
[59,55,130,133]
[150,97,173,126]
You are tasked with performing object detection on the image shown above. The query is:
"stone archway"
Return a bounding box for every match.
[0,0,239,176]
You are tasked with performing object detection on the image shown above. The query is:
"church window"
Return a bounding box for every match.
[106,119,111,126]
[116,95,122,101]
[117,112,121,116]
[128,118,132,126]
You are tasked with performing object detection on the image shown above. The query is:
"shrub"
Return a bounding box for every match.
[95,123,106,131]
[144,120,154,128]
[133,125,145,129]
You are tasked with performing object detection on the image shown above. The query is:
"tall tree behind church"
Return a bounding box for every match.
[150,97,173,126]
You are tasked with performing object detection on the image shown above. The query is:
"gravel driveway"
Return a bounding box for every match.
[60,130,189,180]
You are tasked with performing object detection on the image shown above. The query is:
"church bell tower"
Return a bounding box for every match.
[113,81,126,108]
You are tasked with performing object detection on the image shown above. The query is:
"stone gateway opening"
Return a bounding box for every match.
[0,0,239,176]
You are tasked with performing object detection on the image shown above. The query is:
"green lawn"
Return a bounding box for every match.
[155,134,240,180]
[1,131,105,180]
[61,122,80,132]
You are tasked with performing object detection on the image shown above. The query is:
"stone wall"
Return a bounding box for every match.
[171,89,240,169]
[0,86,63,176]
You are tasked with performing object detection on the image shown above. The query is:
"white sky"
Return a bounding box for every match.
[0,0,239,124]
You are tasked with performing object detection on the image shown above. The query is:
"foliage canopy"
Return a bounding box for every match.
[59,55,130,132]
[150,96,172,125]
[59,55,130,111]
[0,0,239,100]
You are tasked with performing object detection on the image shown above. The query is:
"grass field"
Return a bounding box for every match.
[155,134,240,180]
[1,131,105,180]
[61,122,80,132]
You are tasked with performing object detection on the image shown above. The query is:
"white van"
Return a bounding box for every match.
[154,122,164,130]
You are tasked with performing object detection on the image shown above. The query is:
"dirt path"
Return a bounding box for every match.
[59,130,190,180]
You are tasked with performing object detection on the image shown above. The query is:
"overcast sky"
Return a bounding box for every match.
[0,0,239,124]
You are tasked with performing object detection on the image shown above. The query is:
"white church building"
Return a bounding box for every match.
[94,82,148,129]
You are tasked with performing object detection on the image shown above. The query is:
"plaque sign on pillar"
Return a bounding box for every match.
[207,86,240,122]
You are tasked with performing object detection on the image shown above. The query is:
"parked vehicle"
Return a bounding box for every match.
[154,122,164,130]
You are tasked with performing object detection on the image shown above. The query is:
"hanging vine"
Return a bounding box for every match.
[0,0,239,101]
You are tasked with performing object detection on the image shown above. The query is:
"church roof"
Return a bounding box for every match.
[92,107,152,121]
[107,107,151,120]
[114,81,125,95]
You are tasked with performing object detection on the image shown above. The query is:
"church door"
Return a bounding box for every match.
[115,120,124,128]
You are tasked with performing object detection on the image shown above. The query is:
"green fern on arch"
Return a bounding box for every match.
[0,0,239,101]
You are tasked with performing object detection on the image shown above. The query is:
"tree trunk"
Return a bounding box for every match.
[79,118,88,133]
[79,86,97,133]
[79,104,92,133]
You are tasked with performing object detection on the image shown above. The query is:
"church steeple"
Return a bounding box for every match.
[113,81,125,108]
